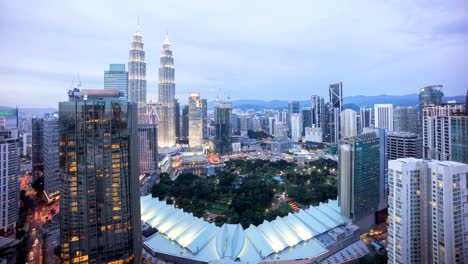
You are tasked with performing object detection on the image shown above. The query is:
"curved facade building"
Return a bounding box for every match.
[157,35,177,147]
[128,26,147,124]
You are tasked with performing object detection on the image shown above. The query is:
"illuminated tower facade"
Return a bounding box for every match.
[157,35,176,147]
[128,25,147,124]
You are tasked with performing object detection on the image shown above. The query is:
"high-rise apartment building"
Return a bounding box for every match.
[393,106,418,134]
[59,89,141,263]
[104,64,128,101]
[43,115,60,202]
[340,109,357,138]
[32,117,44,179]
[388,158,468,264]
[214,102,232,155]
[386,131,422,161]
[422,104,467,163]
[128,25,147,124]
[157,35,176,147]
[274,121,288,138]
[338,132,381,230]
[290,113,302,143]
[188,93,203,147]
[374,104,393,131]
[0,129,19,232]
[311,95,325,129]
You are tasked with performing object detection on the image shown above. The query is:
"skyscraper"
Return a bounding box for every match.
[301,107,312,136]
[340,109,357,138]
[359,107,373,133]
[290,113,302,143]
[388,158,468,264]
[338,132,381,230]
[59,89,141,263]
[0,129,19,232]
[374,104,393,131]
[327,82,343,144]
[393,106,418,134]
[419,85,444,112]
[214,102,232,155]
[157,34,176,147]
[181,105,189,142]
[174,98,180,142]
[104,64,128,101]
[32,117,44,179]
[288,101,300,114]
[138,124,158,174]
[128,25,147,124]
[422,104,466,163]
[310,95,325,129]
[386,131,422,160]
[43,115,60,202]
[202,99,208,140]
[188,93,203,147]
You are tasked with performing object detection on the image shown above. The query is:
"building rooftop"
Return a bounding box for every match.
[141,195,366,263]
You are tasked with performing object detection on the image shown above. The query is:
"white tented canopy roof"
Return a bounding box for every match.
[141,195,361,263]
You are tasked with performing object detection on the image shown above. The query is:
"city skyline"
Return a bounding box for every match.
[1,0,467,107]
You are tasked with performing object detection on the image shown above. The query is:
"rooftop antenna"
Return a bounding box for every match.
[77,73,82,89]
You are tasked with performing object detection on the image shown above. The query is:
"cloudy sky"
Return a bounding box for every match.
[1,0,467,107]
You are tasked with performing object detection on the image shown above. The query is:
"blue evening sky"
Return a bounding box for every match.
[0,0,467,107]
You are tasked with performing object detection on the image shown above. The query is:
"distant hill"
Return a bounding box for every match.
[208,94,466,110]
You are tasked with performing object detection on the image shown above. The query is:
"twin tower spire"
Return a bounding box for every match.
[128,24,177,146]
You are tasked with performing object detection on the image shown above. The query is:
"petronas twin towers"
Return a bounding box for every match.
[128,26,177,147]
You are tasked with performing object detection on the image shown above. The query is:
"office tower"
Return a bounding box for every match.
[202,99,208,139]
[128,25,147,124]
[188,93,203,147]
[138,124,158,174]
[0,129,19,232]
[359,107,373,133]
[22,132,32,156]
[327,82,343,144]
[104,64,128,101]
[423,104,467,163]
[59,89,141,263]
[32,117,44,179]
[43,115,60,202]
[174,99,180,142]
[374,104,393,131]
[419,85,444,112]
[301,107,312,136]
[274,121,288,138]
[214,102,232,155]
[290,113,302,143]
[310,95,325,128]
[288,101,300,114]
[388,158,468,264]
[338,132,380,230]
[340,109,357,138]
[181,105,189,141]
[386,131,422,160]
[393,106,418,134]
[157,34,176,147]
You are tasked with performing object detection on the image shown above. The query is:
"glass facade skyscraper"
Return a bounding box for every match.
[59,89,141,263]
[104,64,128,101]
[214,102,232,155]
[188,93,203,147]
[32,117,44,179]
[0,129,19,232]
[128,26,147,124]
[393,106,418,134]
[157,35,177,147]
[43,115,60,202]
